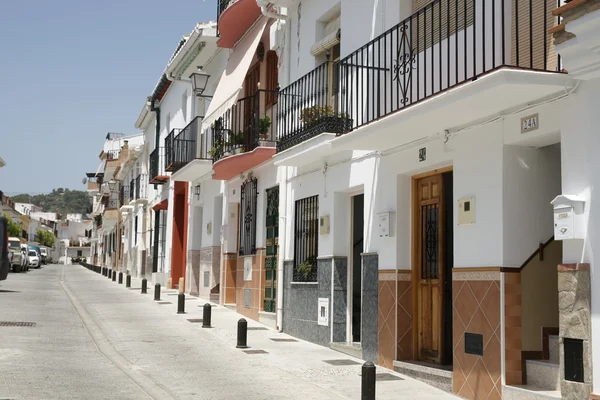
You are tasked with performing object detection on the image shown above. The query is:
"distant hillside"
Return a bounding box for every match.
[11,188,91,217]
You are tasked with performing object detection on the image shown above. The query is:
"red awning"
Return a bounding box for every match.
[152,199,168,211]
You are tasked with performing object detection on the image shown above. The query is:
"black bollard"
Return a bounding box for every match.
[236,318,248,348]
[361,361,376,400]
[154,283,161,301]
[112,271,116,282]
[141,278,147,294]
[118,272,123,284]
[126,274,131,288]
[108,269,112,279]
[103,268,106,276]
[202,303,212,328]
[177,293,185,314]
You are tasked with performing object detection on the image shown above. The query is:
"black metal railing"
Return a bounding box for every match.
[208,90,278,162]
[129,178,135,201]
[149,147,168,184]
[239,177,258,256]
[336,0,561,133]
[119,186,130,206]
[169,117,211,172]
[106,150,120,161]
[217,0,231,27]
[293,195,319,282]
[134,174,147,199]
[164,128,182,172]
[277,62,353,152]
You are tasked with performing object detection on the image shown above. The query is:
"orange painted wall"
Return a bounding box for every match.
[170,182,189,290]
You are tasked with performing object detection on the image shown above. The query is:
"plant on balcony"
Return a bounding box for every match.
[298,105,352,136]
[258,116,271,139]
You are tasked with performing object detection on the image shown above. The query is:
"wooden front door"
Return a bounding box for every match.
[416,173,446,363]
[243,63,261,146]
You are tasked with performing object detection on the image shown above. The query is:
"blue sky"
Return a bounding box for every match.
[0,0,216,195]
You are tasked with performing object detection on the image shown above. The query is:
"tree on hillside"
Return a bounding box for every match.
[36,229,55,248]
[10,189,91,216]
[2,213,22,237]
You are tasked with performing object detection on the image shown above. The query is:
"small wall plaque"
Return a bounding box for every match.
[521,113,539,134]
[244,288,251,308]
[419,147,427,162]
[244,257,252,281]
[464,332,483,356]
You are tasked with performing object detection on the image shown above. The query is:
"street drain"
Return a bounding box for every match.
[247,327,268,331]
[322,359,360,366]
[157,302,172,305]
[376,373,403,381]
[187,319,203,323]
[167,293,179,296]
[184,298,197,300]
[129,288,141,290]
[243,349,268,354]
[270,338,298,342]
[0,321,36,327]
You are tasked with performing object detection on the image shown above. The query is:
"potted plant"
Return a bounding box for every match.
[296,256,315,281]
[208,146,219,159]
[232,132,246,155]
[258,116,271,138]
[298,105,353,135]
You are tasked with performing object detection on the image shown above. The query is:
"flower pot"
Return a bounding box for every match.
[233,147,244,155]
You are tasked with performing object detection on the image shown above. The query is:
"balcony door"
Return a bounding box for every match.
[243,63,261,147]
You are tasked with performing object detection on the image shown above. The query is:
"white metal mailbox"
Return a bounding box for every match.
[551,195,585,240]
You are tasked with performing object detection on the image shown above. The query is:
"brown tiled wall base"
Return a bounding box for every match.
[397,273,412,361]
[452,270,501,400]
[223,253,237,304]
[504,271,523,385]
[235,252,265,322]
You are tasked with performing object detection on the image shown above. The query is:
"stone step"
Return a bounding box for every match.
[503,384,561,400]
[548,335,559,364]
[392,360,452,394]
[526,359,560,391]
[209,293,220,304]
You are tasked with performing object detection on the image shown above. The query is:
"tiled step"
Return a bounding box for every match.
[548,335,559,364]
[503,384,561,400]
[526,359,560,391]
[392,360,452,393]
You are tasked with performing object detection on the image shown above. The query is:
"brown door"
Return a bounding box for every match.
[416,173,445,363]
[243,63,261,146]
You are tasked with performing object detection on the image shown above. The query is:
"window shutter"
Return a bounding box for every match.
[265,50,279,107]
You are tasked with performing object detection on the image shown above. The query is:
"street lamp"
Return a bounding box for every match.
[190,67,211,98]
[194,185,201,200]
[108,179,117,192]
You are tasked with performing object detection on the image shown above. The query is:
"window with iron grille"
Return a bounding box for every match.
[239,177,258,256]
[293,195,319,282]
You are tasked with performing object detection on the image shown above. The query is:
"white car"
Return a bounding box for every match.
[27,250,40,268]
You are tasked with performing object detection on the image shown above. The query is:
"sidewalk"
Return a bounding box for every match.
[75,266,460,399]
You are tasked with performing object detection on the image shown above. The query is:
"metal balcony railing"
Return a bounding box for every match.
[277,62,352,152]
[217,0,231,32]
[168,117,211,173]
[208,90,278,162]
[165,128,182,172]
[149,147,168,184]
[336,0,562,133]
[106,150,120,161]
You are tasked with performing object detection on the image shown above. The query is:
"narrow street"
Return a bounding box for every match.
[0,265,458,400]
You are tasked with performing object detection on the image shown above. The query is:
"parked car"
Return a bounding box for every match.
[8,237,27,272]
[39,247,48,264]
[0,217,9,281]
[27,250,40,268]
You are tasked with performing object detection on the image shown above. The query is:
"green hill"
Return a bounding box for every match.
[11,188,91,217]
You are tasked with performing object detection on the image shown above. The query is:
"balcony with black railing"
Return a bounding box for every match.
[164,128,182,172]
[167,117,214,182]
[216,0,262,48]
[276,0,567,155]
[209,89,278,181]
[149,147,169,184]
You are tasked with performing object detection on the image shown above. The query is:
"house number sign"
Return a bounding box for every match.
[521,113,539,134]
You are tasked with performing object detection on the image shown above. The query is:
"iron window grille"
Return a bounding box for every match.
[264,186,279,312]
[239,177,258,256]
[293,195,319,282]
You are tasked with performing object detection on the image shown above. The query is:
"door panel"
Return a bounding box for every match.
[416,174,445,363]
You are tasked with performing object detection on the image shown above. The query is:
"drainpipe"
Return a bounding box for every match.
[276,166,289,332]
[258,0,288,20]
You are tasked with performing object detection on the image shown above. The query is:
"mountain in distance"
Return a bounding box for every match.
[10,188,92,217]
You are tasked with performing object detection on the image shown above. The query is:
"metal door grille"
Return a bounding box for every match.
[264,186,279,312]
[293,195,319,282]
[239,178,258,256]
[421,204,439,279]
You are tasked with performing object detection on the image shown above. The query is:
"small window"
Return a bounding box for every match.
[239,178,258,256]
[265,51,279,107]
[77,250,82,257]
[293,195,319,282]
